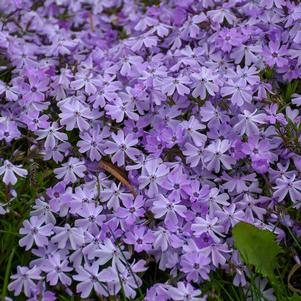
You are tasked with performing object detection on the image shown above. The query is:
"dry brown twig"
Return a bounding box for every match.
[99,159,137,197]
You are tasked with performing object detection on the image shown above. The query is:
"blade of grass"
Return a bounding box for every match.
[286,226,301,251]
[214,281,235,301]
[1,248,15,301]
[0,230,20,236]
[108,227,143,298]
[215,273,241,301]
[115,264,127,301]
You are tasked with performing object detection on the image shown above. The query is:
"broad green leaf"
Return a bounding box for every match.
[232,222,283,278]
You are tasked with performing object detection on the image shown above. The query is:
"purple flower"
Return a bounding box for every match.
[138,158,169,197]
[181,116,206,145]
[163,167,190,201]
[216,28,243,53]
[231,40,262,64]
[245,278,276,301]
[204,139,235,173]
[51,224,84,250]
[36,122,68,150]
[264,104,286,125]
[0,160,28,185]
[59,100,98,131]
[207,7,236,24]
[161,125,185,149]
[8,266,41,297]
[183,142,204,167]
[145,130,167,156]
[242,136,273,174]
[104,130,140,166]
[152,194,187,226]
[75,203,104,233]
[184,180,210,203]
[120,55,144,76]
[0,80,19,101]
[22,73,48,103]
[192,215,224,243]
[222,172,256,194]
[221,79,252,106]
[43,142,71,163]
[116,195,145,225]
[124,225,154,252]
[161,75,191,96]
[216,204,245,232]
[31,198,56,224]
[191,67,220,99]
[105,94,139,123]
[239,194,267,222]
[21,110,50,131]
[27,282,56,301]
[153,227,183,252]
[54,157,86,184]
[0,119,21,143]
[181,252,210,282]
[19,216,53,250]
[202,243,231,267]
[234,109,266,136]
[263,41,288,67]
[273,175,301,204]
[41,253,72,286]
[262,0,285,9]
[167,282,205,301]
[94,238,129,268]
[204,188,230,217]
[77,126,110,161]
[70,72,101,95]
[101,182,132,210]
[73,264,114,298]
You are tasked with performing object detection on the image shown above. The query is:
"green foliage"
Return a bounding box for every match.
[275,117,301,155]
[284,80,299,101]
[288,295,301,301]
[141,0,161,7]
[260,67,274,80]
[232,222,283,279]
[1,248,15,301]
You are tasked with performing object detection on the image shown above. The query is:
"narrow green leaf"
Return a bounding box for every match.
[1,248,15,301]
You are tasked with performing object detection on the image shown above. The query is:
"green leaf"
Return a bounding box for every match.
[285,80,298,101]
[232,222,283,278]
[1,248,15,301]
[288,295,301,301]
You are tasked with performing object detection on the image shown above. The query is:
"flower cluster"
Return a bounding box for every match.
[0,0,301,300]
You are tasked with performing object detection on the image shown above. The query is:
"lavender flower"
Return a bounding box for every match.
[104,130,140,166]
[54,158,86,184]
[138,158,169,197]
[273,175,301,204]
[41,253,72,286]
[51,224,84,250]
[152,194,187,226]
[8,266,42,297]
[0,160,28,185]
[116,195,145,225]
[19,216,53,250]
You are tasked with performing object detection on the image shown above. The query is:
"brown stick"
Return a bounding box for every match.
[89,12,95,32]
[99,159,137,197]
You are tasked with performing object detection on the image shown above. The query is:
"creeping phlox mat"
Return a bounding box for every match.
[0,0,300,300]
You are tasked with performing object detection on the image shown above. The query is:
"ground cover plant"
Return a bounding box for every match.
[0,0,301,300]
